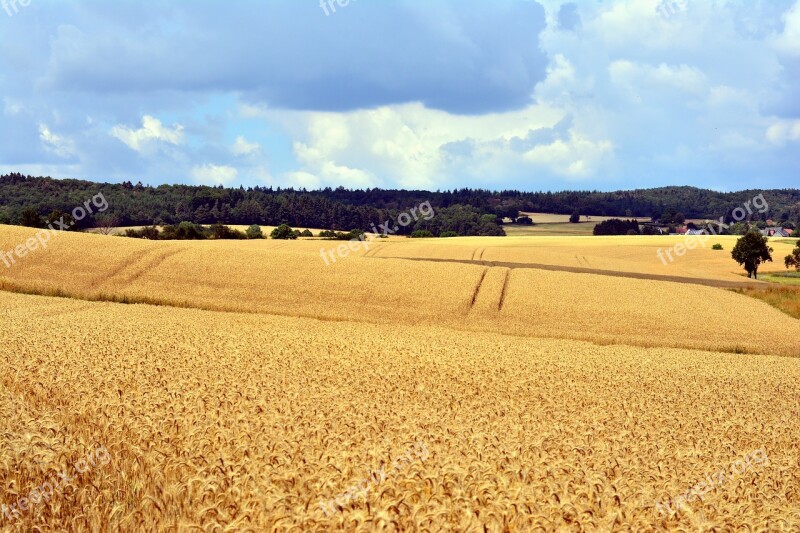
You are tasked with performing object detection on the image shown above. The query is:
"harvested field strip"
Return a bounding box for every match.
[376,256,766,290]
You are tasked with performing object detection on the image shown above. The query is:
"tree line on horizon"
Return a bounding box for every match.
[1,173,799,235]
[0,174,505,237]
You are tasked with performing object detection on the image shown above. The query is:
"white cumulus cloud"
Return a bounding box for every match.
[260,100,610,190]
[766,119,800,145]
[231,136,261,156]
[772,1,800,56]
[39,124,76,158]
[110,115,184,153]
[191,164,238,185]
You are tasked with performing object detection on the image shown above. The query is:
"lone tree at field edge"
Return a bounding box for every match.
[786,239,800,271]
[731,232,773,279]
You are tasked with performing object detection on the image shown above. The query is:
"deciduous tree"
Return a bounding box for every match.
[785,239,800,271]
[732,232,773,279]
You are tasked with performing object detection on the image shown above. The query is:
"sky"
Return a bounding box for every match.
[0,0,798,192]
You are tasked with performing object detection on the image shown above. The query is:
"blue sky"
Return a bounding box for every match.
[0,0,798,191]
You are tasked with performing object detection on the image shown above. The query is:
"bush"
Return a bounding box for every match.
[440,231,459,238]
[569,211,581,224]
[320,229,364,241]
[300,229,313,237]
[712,243,724,250]
[725,222,747,235]
[477,223,506,236]
[21,207,43,228]
[271,224,298,240]
[161,222,209,240]
[46,210,76,230]
[212,224,246,240]
[125,226,160,240]
[640,225,660,235]
[410,230,434,238]
[246,225,264,239]
[593,219,640,236]
[347,229,366,240]
[515,216,533,225]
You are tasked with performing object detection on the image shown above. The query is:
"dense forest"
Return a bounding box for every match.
[1,173,799,236]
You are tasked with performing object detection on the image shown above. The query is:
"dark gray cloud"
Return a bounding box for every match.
[13,0,548,115]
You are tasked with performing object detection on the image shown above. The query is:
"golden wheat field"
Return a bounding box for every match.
[1,224,800,531]
[2,291,800,531]
[1,227,799,356]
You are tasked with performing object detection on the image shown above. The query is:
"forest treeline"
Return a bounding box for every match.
[1,173,799,235]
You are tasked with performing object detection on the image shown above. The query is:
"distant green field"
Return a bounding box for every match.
[503,222,597,236]
[761,272,800,286]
